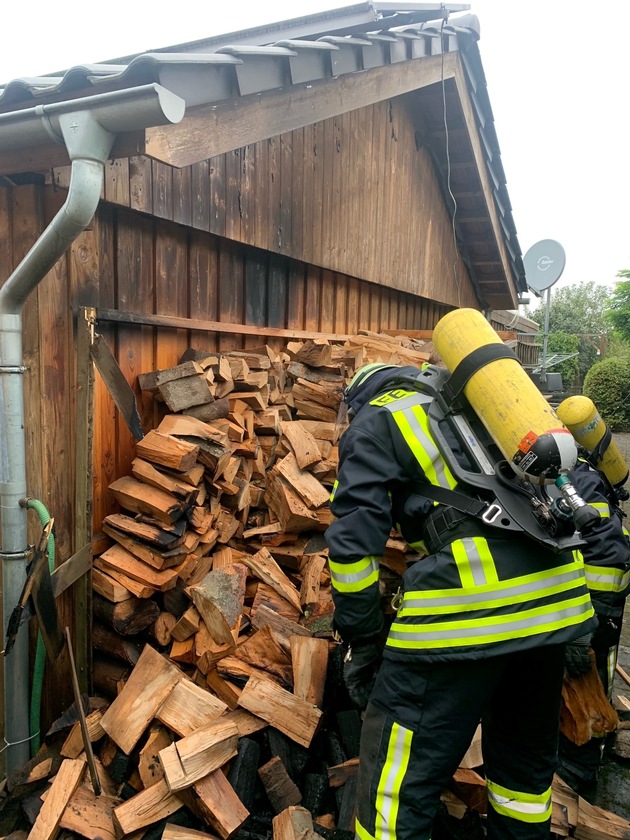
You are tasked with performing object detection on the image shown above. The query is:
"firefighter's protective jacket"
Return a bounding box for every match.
[570,460,630,620]
[325,369,598,662]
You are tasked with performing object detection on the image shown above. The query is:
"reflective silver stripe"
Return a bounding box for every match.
[455,537,489,586]
[375,722,412,840]
[396,405,452,489]
[400,567,586,611]
[389,601,591,643]
[584,565,630,591]
[330,557,379,587]
[487,787,551,818]
[381,393,431,413]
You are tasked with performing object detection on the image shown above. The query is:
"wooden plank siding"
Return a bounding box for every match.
[52,96,477,310]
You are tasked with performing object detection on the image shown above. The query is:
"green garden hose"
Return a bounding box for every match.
[25,498,55,756]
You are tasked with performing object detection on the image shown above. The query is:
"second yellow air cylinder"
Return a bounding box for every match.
[556,395,629,488]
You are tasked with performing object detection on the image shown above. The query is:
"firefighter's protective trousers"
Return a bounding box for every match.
[325,381,600,840]
[355,645,566,840]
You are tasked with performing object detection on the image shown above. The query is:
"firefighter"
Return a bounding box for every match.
[557,458,630,793]
[325,362,598,840]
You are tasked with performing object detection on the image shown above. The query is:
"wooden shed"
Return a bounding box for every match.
[0,2,526,762]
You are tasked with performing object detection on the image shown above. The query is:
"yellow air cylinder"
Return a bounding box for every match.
[432,308,576,481]
[556,395,629,488]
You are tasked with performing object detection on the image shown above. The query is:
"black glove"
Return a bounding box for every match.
[342,637,382,711]
[564,634,593,678]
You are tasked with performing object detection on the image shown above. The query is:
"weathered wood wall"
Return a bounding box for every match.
[54,96,477,309]
[0,182,451,727]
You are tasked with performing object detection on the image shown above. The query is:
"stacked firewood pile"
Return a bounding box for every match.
[4,331,630,840]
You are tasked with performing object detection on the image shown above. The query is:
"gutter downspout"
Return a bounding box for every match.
[0,86,184,773]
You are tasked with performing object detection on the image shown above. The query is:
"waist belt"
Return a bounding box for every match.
[422,506,499,555]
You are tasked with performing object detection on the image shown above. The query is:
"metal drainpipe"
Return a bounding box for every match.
[0,87,184,773]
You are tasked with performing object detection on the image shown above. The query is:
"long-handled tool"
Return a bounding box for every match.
[65,626,101,795]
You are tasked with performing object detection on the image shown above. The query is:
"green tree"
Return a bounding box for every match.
[546,331,579,383]
[526,281,611,382]
[606,271,630,343]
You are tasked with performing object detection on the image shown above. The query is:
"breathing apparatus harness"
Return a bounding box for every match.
[354,346,600,554]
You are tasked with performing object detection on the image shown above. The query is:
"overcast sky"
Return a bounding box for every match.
[2,0,628,303]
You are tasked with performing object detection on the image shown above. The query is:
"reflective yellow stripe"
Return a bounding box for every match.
[389,401,456,490]
[375,722,413,840]
[487,779,552,824]
[589,501,610,518]
[330,479,339,502]
[356,819,377,840]
[388,596,594,649]
[399,562,589,616]
[584,563,630,593]
[329,556,380,593]
[450,537,498,587]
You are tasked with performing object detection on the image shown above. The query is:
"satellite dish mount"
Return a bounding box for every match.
[523,239,566,388]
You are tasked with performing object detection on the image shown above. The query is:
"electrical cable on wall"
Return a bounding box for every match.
[440,13,462,309]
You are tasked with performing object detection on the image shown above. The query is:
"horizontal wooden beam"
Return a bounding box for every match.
[144,52,459,169]
[0,132,145,179]
[96,308,352,342]
[381,328,517,340]
[22,543,91,622]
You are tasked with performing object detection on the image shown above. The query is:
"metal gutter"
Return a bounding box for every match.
[0,84,184,774]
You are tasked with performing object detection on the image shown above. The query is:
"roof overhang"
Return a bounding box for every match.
[0,3,525,307]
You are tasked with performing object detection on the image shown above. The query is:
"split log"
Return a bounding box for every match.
[103,512,185,550]
[158,414,229,445]
[276,454,330,509]
[290,636,328,708]
[258,756,302,813]
[242,547,302,613]
[100,645,181,754]
[251,582,301,623]
[108,476,187,525]
[279,422,322,469]
[91,621,140,668]
[184,399,230,424]
[251,605,312,652]
[138,724,172,788]
[187,769,249,840]
[560,655,619,746]
[136,430,200,472]
[100,523,186,571]
[151,612,178,647]
[29,758,86,840]
[97,544,179,592]
[159,718,238,792]
[327,758,359,788]
[171,606,201,642]
[157,678,227,737]
[235,625,293,686]
[92,568,133,604]
[58,787,120,840]
[158,375,215,412]
[272,805,314,840]
[163,825,221,840]
[299,554,327,610]
[238,674,323,749]
[265,471,319,533]
[138,361,205,394]
[112,778,184,837]
[93,594,160,636]
[190,566,246,647]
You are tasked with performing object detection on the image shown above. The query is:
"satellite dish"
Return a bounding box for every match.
[523,239,566,295]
